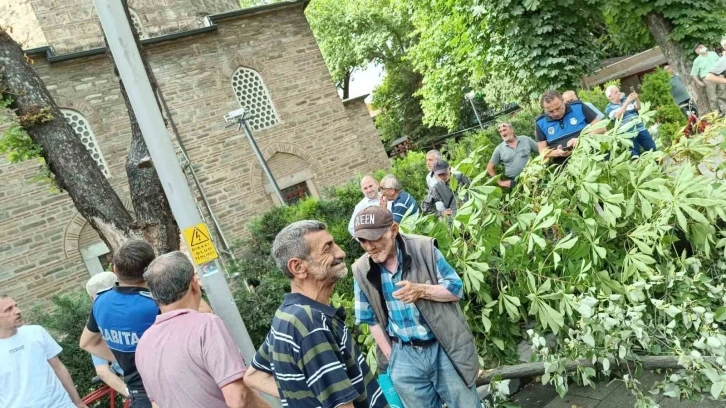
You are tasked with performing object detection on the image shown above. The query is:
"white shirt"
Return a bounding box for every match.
[0,325,75,408]
[426,172,437,190]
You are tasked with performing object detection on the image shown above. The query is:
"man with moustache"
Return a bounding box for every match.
[486,122,539,189]
[244,220,389,408]
[348,175,384,236]
[352,206,480,408]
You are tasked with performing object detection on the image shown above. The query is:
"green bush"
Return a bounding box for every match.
[639,68,687,148]
[577,84,611,113]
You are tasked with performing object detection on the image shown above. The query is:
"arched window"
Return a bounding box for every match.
[61,109,110,177]
[128,8,148,39]
[231,67,280,131]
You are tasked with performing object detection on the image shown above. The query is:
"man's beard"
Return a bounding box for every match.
[311,261,348,282]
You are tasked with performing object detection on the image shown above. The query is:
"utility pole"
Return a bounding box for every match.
[465,91,485,130]
[92,0,272,398]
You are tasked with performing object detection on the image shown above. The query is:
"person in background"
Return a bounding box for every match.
[351,207,480,408]
[487,122,539,189]
[562,90,605,120]
[421,160,470,218]
[79,240,158,408]
[244,221,388,408]
[379,174,418,223]
[535,90,604,165]
[425,150,442,190]
[664,64,698,118]
[348,175,383,236]
[136,252,269,408]
[0,293,88,408]
[704,38,726,92]
[691,43,726,114]
[605,85,657,157]
[84,272,128,398]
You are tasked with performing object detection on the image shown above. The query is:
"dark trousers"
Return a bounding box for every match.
[129,390,152,408]
[629,128,656,157]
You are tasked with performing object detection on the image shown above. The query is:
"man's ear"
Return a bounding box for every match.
[390,223,399,238]
[287,258,308,279]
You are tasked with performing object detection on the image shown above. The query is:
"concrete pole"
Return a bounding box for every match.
[92,0,273,398]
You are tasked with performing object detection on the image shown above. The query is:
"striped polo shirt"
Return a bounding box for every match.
[252,293,388,408]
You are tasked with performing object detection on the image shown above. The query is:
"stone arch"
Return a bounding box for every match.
[221,55,273,79]
[248,143,321,196]
[62,198,134,259]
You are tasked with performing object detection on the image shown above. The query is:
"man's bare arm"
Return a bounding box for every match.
[95,364,128,397]
[79,328,115,361]
[706,73,726,84]
[692,75,706,86]
[220,378,272,408]
[243,366,280,398]
[48,357,86,407]
[369,324,392,360]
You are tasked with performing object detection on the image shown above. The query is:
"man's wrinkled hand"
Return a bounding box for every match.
[393,281,427,303]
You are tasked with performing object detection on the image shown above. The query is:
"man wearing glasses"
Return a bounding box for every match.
[535,90,604,164]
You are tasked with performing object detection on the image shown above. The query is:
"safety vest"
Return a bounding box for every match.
[535,101,589,146]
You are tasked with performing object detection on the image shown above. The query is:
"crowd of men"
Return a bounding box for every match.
[4,38,726,408]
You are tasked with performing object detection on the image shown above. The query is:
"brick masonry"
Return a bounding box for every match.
[0,3,390,305]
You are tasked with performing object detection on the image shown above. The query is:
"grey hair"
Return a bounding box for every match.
[143,251,195,306]
[605,85,620,98]
[426,150,442,159]
[498,122,513,128]
[85,272,117,297]
[380,174,402,191]
[540,90,562,107]
[272,220,327,279]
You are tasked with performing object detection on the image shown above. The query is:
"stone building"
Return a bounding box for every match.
[0,0,389,304]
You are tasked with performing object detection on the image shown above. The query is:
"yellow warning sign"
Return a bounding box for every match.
[183,223,218,265]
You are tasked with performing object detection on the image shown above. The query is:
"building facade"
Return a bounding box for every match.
[0,0,389,304]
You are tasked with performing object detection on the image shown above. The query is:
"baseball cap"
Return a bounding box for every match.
[353,206,393,241]
[433,159,450,175]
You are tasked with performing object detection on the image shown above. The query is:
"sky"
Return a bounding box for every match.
[338,62,384,102]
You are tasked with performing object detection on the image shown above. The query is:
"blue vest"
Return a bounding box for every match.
[536,102,589,147]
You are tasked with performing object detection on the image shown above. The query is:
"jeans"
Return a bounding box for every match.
[629,128,656,157]
[389,340,481,408]
[129,390,152,408]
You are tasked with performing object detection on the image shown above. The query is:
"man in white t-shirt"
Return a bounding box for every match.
[0,293,87,408]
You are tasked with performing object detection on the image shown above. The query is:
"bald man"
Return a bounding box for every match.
[348,176,382,236]
[562,90,605,120]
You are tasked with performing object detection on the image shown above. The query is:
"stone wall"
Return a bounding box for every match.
[0,0,47,48]
[0,4,389,305]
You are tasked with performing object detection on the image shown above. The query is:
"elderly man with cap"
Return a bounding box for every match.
[351,206,480,408]
[244,220,389,408]
[421,159,470,217]
[84,272,127,398]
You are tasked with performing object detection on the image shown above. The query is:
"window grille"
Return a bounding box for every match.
[281,182,310,205]
[61,109,110,177]
[231,67,280,131]
[128,8,148,39]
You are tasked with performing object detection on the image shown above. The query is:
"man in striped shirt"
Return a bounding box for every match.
[244,220,389,408]
[379,174,418,224]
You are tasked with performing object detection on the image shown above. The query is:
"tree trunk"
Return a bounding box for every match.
[342,70,351,99]
[476,355,720,385]
[103,0,180,254]
[0,28,137,252]
[644,12,712,115]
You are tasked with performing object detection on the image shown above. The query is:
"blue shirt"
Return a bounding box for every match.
[354,246,463,342]
[606,95,644,131]
[252,293,388,408]
[390,191,418,223]
[535,101,599,162]
[86,285,158,392]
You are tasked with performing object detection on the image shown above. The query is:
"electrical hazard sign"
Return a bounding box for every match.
[183,223,218,265]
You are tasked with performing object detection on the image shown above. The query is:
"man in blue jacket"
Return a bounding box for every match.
[535,90,604,165]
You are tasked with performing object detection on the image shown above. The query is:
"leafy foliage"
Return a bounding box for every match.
[406,110,726,405]
[639,68,687,147]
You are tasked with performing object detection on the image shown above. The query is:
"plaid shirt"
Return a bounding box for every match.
[354,246,463,342]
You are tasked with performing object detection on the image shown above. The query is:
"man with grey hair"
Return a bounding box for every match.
[379,174,418,223]
[605,85,657,156]
[487,122,539,189]
[135,251,269,408]
[84,272,127,398]
[425,150,443,189]
[244,221,389,408]
[0,292,88,408]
